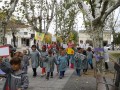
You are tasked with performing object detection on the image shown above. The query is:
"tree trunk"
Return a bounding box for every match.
[0,22,3,45]
[12,32,16,47]
[92,25,106,89]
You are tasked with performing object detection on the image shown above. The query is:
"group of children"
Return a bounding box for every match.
[29,45,68,80]
[0,44,94,90]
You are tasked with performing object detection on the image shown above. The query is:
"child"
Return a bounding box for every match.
[28,45,40,77]
[82,48,88,74]
[57,49,68,79]
[45,50,57,80]
[0,57,29,90]
[14,51,21,58]
[74,48,85,76]
[21,50,30,74]
[40,45,48,76]
[86,47,93,69]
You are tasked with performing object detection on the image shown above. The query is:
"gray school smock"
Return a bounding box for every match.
[21,55,30,73]
[45,55,57,72]
[57,55,68,71]
[29,50,40,68]
[86,51,93,60]
[0,61,29,90]
[74,52,82,69]
[80,53,88,69]
[40,51,48,68]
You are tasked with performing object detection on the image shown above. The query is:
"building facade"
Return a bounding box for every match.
[79,30,112,47]
[5,27,35,48]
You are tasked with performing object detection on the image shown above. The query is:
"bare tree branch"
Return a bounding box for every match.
[77,1,94,22]
[101,0,120,22]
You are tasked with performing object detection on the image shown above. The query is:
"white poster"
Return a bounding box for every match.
[0,46,10,57]
[52,37,56,42]
[63,44,68,48]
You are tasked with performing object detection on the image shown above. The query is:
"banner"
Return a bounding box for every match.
[94,48,104,61]
[35,32,45,41]
[0,69,5,75]
[63,44,68,48]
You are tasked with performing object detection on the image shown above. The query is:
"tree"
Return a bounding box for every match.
[55,0,78,43]
[114,33,120,45]
[74,0,120,89]
[44,33,52,43]
[106,8,120,50]
[0,0,19,45]
[22,0,56,33]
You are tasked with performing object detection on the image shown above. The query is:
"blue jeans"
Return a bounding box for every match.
[60,71,65,78]
[76,69,81,76]
[67,54,74,66]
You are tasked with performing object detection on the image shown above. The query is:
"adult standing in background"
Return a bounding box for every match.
[67,40,74,48]
[79,40,85,49]
[104,44,109,71]
[67,40,75,68]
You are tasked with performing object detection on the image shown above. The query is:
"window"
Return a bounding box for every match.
[24,32,28,35]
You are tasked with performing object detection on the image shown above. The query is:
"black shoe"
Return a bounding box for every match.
[50,76,53,78]
[59,76,62,79]
[33,75,36,78]
[46,77,49,80]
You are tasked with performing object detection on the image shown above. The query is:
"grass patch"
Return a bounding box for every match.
[110,53,120,58]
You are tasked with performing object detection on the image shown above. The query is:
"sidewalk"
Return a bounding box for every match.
[63,70,96,90]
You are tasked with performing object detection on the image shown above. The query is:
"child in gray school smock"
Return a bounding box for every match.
[21,50,30,74]
[28,45,40,77]
[57,49,68,79]
[45,50,57,80]
[0,57,29,90]
[40,45,48,76]
[74,48,84,76]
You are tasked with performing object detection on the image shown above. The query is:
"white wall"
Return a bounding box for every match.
[79,30,112,45]
[6,27,34,48]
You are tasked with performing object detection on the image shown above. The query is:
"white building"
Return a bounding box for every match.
[79,30,112,47]
[6,27,35,48]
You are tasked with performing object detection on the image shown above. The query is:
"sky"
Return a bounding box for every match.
[47,7,120,35]
[0,0,120,34]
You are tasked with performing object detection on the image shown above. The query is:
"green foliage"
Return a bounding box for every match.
[0,11,7,21]
[44,33,52,44]
[114,33,120,45]
[69,30,79,44]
